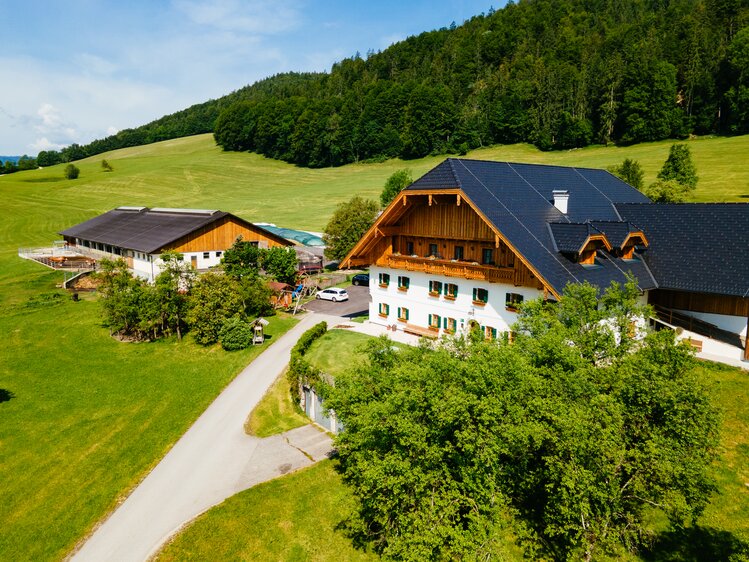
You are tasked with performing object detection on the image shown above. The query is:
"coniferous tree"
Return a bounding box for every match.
[657,144,699,191]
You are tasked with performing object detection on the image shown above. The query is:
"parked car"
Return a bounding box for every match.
[316,288,349,302]
[351,273,370,286]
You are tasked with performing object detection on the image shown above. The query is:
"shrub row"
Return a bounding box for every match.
[287,321,328,397]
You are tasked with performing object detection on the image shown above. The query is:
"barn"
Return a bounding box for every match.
[59,207,292,281]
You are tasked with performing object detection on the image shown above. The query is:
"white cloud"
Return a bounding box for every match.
[173,0,302,34]
[36,103,63,130]
[30,137,66,152]
[106,126,119,136]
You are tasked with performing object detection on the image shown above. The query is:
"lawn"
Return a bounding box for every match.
[245,369,308,438]
[304,329,383,378]
[157,460,376,562]
[246,329,382,438]
[0,295,297,561]
[1,132,747,559]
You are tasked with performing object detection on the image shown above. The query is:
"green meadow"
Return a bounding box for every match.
[1,133,748,560]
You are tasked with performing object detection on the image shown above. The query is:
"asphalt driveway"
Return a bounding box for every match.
[304,283,370,317]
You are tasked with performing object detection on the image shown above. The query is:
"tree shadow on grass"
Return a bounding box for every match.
[0,389,14,403]
[20,177,63,183]
[643,526,749,562]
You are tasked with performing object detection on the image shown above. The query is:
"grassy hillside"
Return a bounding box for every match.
[0,134,747,560]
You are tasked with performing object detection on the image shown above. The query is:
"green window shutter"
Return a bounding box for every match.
[428,314,433,325]
[405,308,409,320]
[472,288,477,300]
[443,317,448,328]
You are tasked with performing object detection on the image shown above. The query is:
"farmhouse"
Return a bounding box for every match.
[59,207,292,281]
[342,158,749,361]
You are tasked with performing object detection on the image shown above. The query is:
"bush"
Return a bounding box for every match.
[287,321,328,395]
[64,164,80,180]
[219,317,253,351]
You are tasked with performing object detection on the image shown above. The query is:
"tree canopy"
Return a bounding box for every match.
[328,280,719,561]
[607,158,644,190]
[380,169,413,207]
[322,196,379,262]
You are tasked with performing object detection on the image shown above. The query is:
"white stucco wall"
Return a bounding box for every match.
[369,265,543,337]
[129,250,225,282]
[180,250,225,271]
[131,253,155,281]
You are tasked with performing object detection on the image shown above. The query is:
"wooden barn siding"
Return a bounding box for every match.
[166,217,286,252]
[366,198,543,290]
[649,289,749,318]
[397,201,496,241]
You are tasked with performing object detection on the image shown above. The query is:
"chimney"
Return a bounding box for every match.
[552,190,569,214]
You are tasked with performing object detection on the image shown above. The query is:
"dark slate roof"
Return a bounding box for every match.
[617,203,749,298]
[407,158,657,296]
[59,207,288,254]
[588,221,643,248]
[549,222,603,253]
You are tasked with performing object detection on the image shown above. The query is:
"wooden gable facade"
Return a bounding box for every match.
[162,215,290,253]
[343,189,553,296]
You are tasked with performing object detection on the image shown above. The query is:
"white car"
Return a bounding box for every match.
[316,288,349,302]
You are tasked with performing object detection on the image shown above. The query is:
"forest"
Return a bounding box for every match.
[40,0,749,167]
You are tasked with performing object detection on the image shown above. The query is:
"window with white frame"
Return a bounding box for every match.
[379,273,390,287]
[379,302,390,317]
[397,307,409,322]
[397,276,410,291]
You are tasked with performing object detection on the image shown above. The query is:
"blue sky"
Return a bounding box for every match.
[0,0,501,155]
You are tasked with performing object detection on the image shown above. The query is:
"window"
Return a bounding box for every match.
[505,292,524,311]
[428,313,441,330]
[379,273,390,287]
[406,241,414,255]
[485,326,498,340]
[444,283,458,299]
[454,245,464,260]
[429,280,442,296]
[473,287,489,304]
[397,307,409,322]
[216,251,222,258]
[203,252,210,259]
[378,303,390,317]
[429,243,439,257]
[482,248,494,265]
[397,276,410,291]
[443,317,457,334]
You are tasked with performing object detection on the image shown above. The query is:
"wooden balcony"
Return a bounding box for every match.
[377,254,515,284]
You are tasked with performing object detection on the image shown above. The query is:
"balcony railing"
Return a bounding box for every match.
[377,254,514,284]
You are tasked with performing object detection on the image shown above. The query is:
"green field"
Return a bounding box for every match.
[1,133,748,560]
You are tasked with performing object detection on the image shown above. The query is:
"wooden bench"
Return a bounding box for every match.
[685,337,703,352]
[403,324,438,339]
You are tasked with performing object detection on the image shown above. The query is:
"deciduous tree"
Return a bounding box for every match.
[380,169,412,207]
[322,196,378,262]
[607,158,644,190]
[329,280,718,561]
